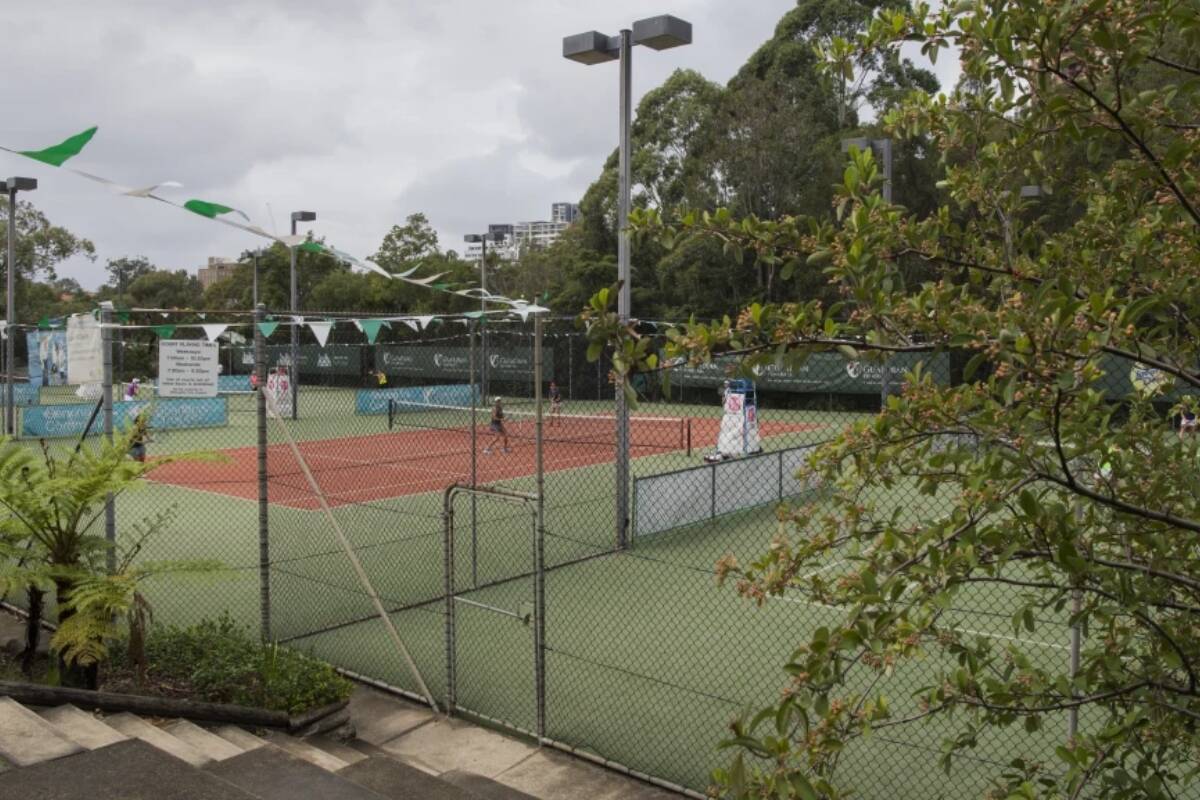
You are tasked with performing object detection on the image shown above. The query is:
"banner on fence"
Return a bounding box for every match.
[232,345,363,376]
[26,331,68,387]
[158,340,220,398]
[4,384,40,406]
[374,346,552,381]
[355,384,478,415]
[66,314,103,385]
[667,351,950,395]
[22,397,228,437]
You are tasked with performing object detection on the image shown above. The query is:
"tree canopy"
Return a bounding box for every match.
[585,0,1200,796]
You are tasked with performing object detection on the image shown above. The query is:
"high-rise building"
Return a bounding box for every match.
[463,203,579,261]
[197,256,240,290]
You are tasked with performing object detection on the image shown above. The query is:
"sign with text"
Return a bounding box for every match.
[66,314,102,385]
[159,340,220,398]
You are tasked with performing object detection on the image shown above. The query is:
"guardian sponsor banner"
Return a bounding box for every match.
[355,384,479,415]
[374,346,552,380]
[668,351,950,395]
[22,397,228,437]
[218,375,252,392]
[3,384,40,406]
[232,345,363,376]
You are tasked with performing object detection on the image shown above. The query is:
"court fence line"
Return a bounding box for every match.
[5,306,1168,799]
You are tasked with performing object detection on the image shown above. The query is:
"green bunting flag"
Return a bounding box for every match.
[37,317,50,330]
[116,310,131,324]
[257,321,280,338]
[152,324,176,339]
[183,199,248,220]
[298,241,325,254]
[358,319,383,344]
[19,126,98,167]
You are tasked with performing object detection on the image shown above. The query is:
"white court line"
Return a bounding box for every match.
[772,593,1070,652]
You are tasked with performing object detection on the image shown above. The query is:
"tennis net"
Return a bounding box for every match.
[388,399,692,454]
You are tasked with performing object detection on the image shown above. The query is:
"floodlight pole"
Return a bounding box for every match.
[5,178,38,435]
[290,210,316,420]
[563,14,692,550]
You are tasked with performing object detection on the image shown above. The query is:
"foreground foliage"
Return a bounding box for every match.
[117,614,353,714]
[588,0,1200,796]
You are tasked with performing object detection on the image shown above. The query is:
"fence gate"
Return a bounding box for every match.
[443,484,545,741]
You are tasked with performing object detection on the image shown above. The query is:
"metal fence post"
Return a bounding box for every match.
[469,320,479,589]
[255,303,271,643]
[533,313,547,743]
[101,302,116,573]
[444,496,457,716]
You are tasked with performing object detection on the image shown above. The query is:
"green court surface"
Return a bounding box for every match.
[10,387,1075,795]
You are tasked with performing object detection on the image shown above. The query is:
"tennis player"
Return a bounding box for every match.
[483,396,510,454]
[123,377,141,401]
[128,412,151,463]
[549,380,562,426]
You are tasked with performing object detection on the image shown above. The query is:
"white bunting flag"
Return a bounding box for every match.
[201,324,229,342]
[308,321,333,348]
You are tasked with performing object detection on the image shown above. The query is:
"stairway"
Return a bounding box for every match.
[0,695,533,800]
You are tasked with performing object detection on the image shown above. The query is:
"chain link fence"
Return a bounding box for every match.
[2,308,1185,798]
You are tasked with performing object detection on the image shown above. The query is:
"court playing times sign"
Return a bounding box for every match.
[158,340,220,398]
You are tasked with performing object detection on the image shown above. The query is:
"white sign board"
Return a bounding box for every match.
[66,314,103,385]
[158,340,220,398]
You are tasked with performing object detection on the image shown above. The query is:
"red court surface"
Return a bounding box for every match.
[146,417,822,510]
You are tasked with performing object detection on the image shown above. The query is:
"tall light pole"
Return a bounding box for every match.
[289,210,316,420]
[465,230,504,400]
[563,14,692,549]
[4,177,36,436]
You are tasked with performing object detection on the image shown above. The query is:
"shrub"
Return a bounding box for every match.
[132,613,353,714]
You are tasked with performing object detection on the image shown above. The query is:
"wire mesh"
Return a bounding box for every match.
[5,308,1190,799]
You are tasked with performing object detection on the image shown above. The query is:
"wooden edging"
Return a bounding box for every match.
[0,680,347,733]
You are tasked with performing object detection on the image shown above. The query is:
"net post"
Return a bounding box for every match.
[255,303,271,644]
[533,313,546,743]
[100,301,116,573]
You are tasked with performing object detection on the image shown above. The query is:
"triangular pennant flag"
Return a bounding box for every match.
[402,319,420,332]
[298,241,325,254]
[197,313,207,320]
[359,319,383,344]
[416,315,435,330]
[160,312,170,318]
[257,321,280,338]
[152,324,176,339]
[202,324,228,342]
[116,310,131,324]
[18,126,97,167]
[351,320,364,333]
[37,317,50,330]
[307,321,333,348]
[183,199,250,221]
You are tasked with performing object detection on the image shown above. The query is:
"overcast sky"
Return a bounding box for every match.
[5,1,957,290]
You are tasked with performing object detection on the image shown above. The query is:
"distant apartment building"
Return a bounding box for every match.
[463,203,580,261]
[197,256,239,290]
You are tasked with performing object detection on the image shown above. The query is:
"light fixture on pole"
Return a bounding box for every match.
[289,210,316,421]
[3,177,37,436]
[465,230,505,400]
[563,14,692,550]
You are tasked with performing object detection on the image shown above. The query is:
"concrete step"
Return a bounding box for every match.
[338,755,479,800]
[105,711,212,767]
[0,738,258,799]
[165,719,246,761]
[214,724,268,752]
[442,769,540,800]
[308,733,369,768]
[0,696,83,766]
[39,703,128,750]
[208,745,391,800]
[263,729,350,772]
